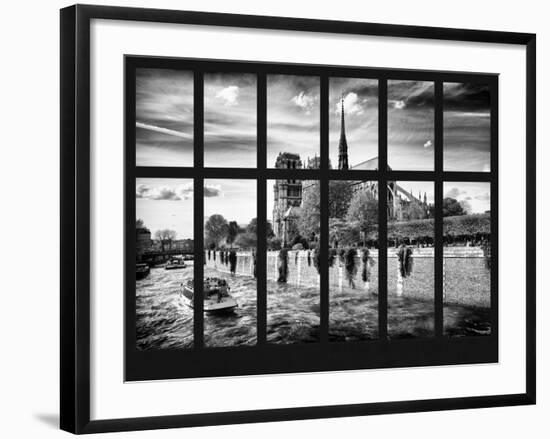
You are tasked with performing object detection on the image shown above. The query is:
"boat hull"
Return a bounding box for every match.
[180,286,237,313]
[165,264,186,270]
[136,265,150,280]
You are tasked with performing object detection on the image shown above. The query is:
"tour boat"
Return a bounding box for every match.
[136,263,150,280]
[165,257,186,270]
[180,277,238,313]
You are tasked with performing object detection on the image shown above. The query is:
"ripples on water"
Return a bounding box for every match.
[136,264,194,350]
[136,263,490,350]
[266,282,320,344]
[329,286,379,342]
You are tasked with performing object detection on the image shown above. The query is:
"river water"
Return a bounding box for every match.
[136,262,490,349]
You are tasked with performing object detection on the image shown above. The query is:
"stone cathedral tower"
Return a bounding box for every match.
[338,96,349,170]
[272,152,303,245]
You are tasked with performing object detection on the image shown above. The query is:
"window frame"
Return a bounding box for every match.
[125,55,498,381]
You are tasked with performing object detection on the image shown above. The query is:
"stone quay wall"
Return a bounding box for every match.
[204,246,490,308]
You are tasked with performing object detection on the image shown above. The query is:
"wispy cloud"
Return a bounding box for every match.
[387,81,435,170]
[444,182,490,213]
[136,183,221,201]
[445,187,466,199]
[204,185,222,197]
[268,75,320,167]
[390,99,406,109]
[443,83,490,112]
[204,73,256,167]
[335,92,368,116]
[443,84,491,172]
[216,85,240,106]
[136,121,193,139]
[135,68,194,166]
[291,91,317,114]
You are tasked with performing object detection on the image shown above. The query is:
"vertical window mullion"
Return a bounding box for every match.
[378,78,388,340]
[434,80,444,337]
[256,73,267,345]
[320,75,329,343]
[193,70,204,348]
[490,78,499,341]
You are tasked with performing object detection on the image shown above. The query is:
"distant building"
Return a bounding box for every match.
[338,96,349,170]
[136,227,152,261]
[172,238,194,253]
[271,97,432,244]
[272,153,303,247]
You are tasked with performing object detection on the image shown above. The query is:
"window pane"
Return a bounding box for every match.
[443,182,491,336]
[135,178,194,349]
[329,180,379,341]
[267,75,320,169]
[387,181,435,338]
[444,83,491,172]
[136,69,193,167]
[329,78,378,170]
[204,73,257,168]
[203,179,257,346]
[388,80,434,171]
[267,179,321,343]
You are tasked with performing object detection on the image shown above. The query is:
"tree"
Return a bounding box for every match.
[154,229,177,252]
[246,218,274,238]
[296,181,320,240]
[328,181,354,219]
[460,200,472,214]
[227,221,240,245]
[204,214,229,249]
[246,218,257,234]
[346,190,378,244]
[401,202,426,221]
[268,237,282,250]
[234,232,256,249]
[443,197,466,217]
[329,218,360,248]
[136,218,145,229]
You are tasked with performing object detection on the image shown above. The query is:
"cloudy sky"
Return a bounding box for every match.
[443,83,491,172]
[444,182,490,214]
[388,81,434,171]
[329,77,378,168]
[136,178,256,239]
[136,69,194,167]
[204,179,256,227]
[267,75,320,168]
[204,73,257,168]
[136,178,194,239]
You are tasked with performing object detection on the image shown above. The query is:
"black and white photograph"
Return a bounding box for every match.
[387,181,435,338]
[443,82,491,172]
[128,60,498,374]
[267,177,321,343]
[131,66,496,348]
[135,68,194,167]
[203,179,258,346]
[329,77,378,169]
[135,178,195,349]
[329,180,379,341]
[388,80,434,170]
[443,182,491,336]
[267,75,320,168]
[204,73,257,167]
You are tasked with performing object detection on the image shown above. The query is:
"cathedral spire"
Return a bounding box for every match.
[338,94,349,170]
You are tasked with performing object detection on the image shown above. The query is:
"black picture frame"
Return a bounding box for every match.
[60,4,536,434]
